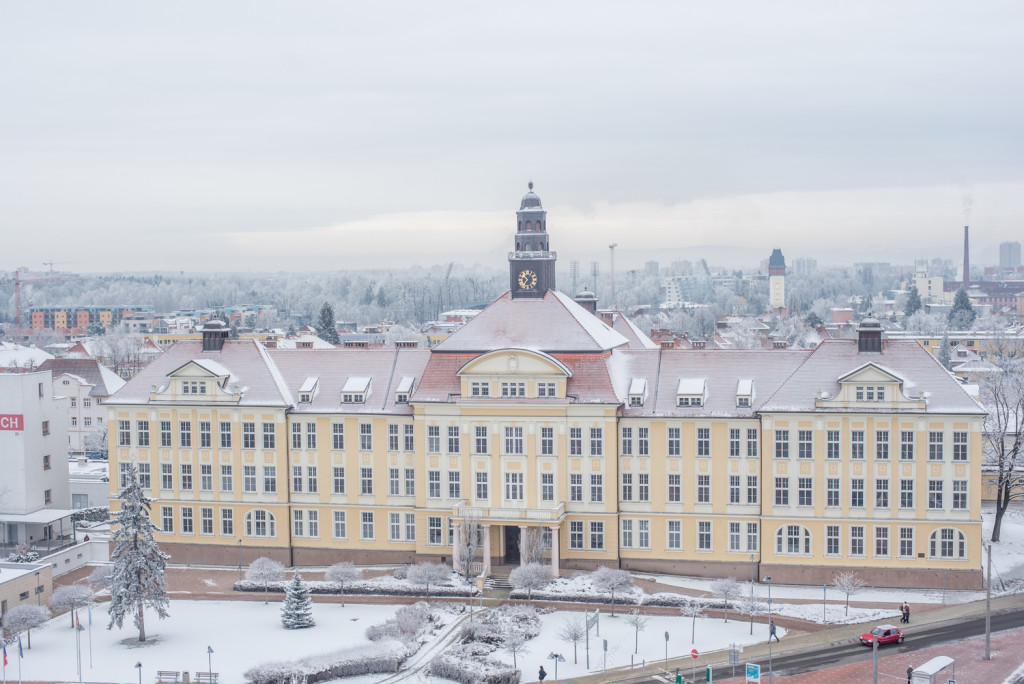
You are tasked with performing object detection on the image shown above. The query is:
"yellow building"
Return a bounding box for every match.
[106,186,986,589]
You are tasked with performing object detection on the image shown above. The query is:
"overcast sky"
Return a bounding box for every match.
[1,1,1022,273]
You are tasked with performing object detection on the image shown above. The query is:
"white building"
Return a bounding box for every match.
[37,358,125,454]
[0,371,77,555]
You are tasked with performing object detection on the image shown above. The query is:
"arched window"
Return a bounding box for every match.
[525,221,532,231]
[775,524,811,555]
[245,509,276,538]
[929,528,966,559]
[516,242,521,250]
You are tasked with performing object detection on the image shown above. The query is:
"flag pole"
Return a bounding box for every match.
[17,637,23,684]
[88,606,93,668]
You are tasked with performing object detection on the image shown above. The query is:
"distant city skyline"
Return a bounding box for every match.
[1,2,1021,273]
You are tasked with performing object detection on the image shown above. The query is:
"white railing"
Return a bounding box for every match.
[453,502,565,522]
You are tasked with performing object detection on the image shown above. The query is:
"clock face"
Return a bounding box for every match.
[518,269,538,289]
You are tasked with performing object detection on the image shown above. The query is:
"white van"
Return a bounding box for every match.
[911,656,955,684]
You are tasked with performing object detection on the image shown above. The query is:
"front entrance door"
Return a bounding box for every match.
[504,526,520,564]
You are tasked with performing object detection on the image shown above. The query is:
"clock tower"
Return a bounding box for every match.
[509,182,557,298]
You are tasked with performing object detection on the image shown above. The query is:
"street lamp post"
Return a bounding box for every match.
[135,661,142,684]
[237,539,243,581]
[985,543,992,660]
[208,645,215,679]
[548,652,565,684]
[749,555,755,635]
[767,598,773,684]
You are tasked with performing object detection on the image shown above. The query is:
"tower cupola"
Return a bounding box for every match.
[509,182,557,298]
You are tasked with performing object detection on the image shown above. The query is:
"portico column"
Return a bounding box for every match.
[549,525,560,577]
[452,522,462,572]
[482,524,492,576]
[519,525,528,566]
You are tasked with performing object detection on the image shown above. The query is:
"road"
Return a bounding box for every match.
[627,609,1024,682]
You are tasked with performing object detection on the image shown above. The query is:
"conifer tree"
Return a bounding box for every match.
[948,287,976,329]
[314,302,340,344]
[904,286,922,317]
[107,462,170,642]
[280,572,315,629]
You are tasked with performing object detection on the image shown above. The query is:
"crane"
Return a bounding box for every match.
[0,269,73,338]
[609,244,618,308]
[42,260,75,275]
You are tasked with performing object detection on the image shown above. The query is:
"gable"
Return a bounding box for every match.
[457,349,572,377]
[837,363,904,385]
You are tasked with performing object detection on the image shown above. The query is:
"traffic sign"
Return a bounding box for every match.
[691,648,699,659]
[705,665,713,682]
[745,662,760,682]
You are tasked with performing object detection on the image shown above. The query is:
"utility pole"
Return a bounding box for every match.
[985,543,992,660]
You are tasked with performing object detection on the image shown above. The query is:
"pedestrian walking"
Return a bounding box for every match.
[538,665,547,681]
[769,620,780,642]
[902,603,910,624]
[898,601,906,623]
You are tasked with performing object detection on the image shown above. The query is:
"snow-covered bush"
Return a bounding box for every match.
[88,565,113,591]
[71,506,110,524]
[6,544,39,563]
[431,605,539,683]
[509,573,643,606]
[393,564,409,580]
[365,602,433,643]
[245,639,414,684]
[234,575,477,598]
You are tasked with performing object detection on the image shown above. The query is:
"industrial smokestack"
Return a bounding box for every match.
[963,226,970,288]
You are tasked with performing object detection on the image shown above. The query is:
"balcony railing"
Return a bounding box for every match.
[453,501,565,523]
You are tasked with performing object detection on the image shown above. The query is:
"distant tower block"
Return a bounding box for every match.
[768,248,787,310]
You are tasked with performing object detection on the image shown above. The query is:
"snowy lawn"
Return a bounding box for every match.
[10,600,399,684]
[516,610,782,680]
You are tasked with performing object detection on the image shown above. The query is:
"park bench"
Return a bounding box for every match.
[194,673,219,684]
[155,672,180,683]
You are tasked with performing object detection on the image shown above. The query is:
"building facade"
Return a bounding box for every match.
[106,186,986,588]
[37,359,126,453]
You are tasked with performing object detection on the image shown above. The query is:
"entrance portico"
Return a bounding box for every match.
[452,502,565,578]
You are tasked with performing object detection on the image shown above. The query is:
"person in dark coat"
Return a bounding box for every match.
[538,665,547,681]
[902,603,910,624]
[769,620,780,642]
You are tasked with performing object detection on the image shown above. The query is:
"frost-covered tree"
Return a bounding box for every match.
[455,515,482,580]
[679,598,705,643]
[325,562,362,607]
[2,604,50,649]
[280,572,315,629]
[558,616,585,664]
[508,563,550,601]
[948,287,976,329]
[522,527,548,565]
[502,633,526,669]
[938,333,952,370]
[981,351,1024,541]
[107,462,170,642]
[315,302,340,344]
[625,608,648,654]
[590,566,634,616]
[740,583,761,635]
[88,565,113,591]
[83,425,108,456]
[247,557,286,605]
[709,577,742,622]
[49,584,94,628]
[832,571,866,616]
[407,562,451,600]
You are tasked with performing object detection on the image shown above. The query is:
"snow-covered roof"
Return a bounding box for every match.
[299,376,319,393]
[737,379,754,396]
[628,377,647,396]
[677,378,706,395]
[0,341,54,368]
[341,376,372,393]
[191,359,233,378]
[432,290,629,353]
[396,376,415,393]
[274,334,336,349]
[37,358,126,396]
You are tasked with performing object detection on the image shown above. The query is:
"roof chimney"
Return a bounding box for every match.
[574,287,598,315]
[963,225,970,288]
[201,321,229,352]
[857,317,883,353]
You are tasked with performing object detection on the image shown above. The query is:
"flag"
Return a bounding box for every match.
[76,612,81,629]
[17,636,22,659]
[3,642,7,666]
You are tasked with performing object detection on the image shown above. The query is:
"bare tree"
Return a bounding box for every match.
[709,577,742,622]
[679,598,705,644]
[2,604,51,649]
[509,563,551,601]
[981,351,1024,542]
[832,571,866,616]
[455,515,482,580]
[590,566,634,616]
[740,583,761,635]
[88,565,113,591]
[558,615,586,664]
[49,584,94,628]
[522,527,548,565]
[503,633,526,669]
[246,557,285,605]
[407,562,451,600]
[324,562,362,607]
[625,608,649,654]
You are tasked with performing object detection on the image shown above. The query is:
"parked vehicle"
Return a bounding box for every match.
[859,625,904,646]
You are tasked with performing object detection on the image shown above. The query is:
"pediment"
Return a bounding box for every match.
[837,363,903,385]
[457,348,572,377]
[167,359,233,380]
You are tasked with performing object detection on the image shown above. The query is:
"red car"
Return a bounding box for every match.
[860,625,905,646]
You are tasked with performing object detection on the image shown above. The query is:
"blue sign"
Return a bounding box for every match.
[745,662,760,682]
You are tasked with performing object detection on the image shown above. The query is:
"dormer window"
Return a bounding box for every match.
[537,382,556,398]
[736,379,754,408]
[342,376,371,404]
[298,376,318,404]
[470,382,490,397]
[300,393,312,403]
[676,378,706,408]
[395,376,414,405]
[628,378,647,407]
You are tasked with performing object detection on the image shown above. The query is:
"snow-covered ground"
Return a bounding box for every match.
[10,600,399,684]
[516,610,782,680]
